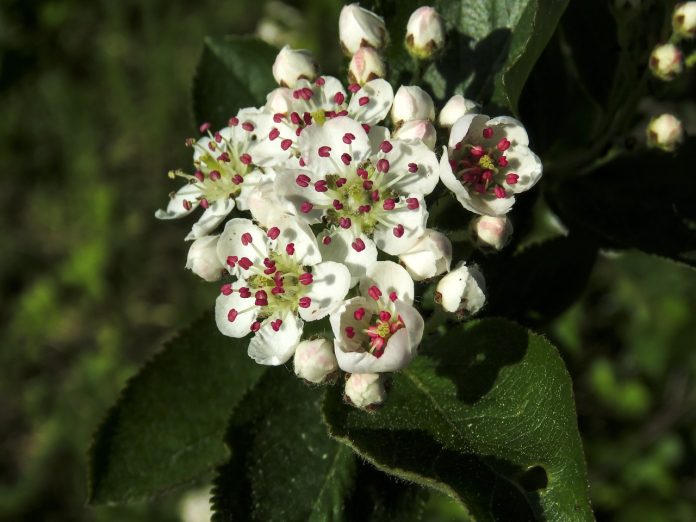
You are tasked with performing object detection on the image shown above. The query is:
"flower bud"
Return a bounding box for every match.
[438,95,479,128]
[186,235,224,282]
[649,43,683,81]
[673,2,696,39]
[398,229,452,281]
[405,6,445,60]
[435,262,486,317]
[391,85,436,126]
[272,45,319,87]
[646,113,684,152]
[339,4,387,56]
[293,338,338,384]
[470,215,513,251]
[348,47,386,85]
[344,373,386,409]
[393,119,437,149]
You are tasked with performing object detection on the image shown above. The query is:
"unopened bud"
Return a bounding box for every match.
[339,4,387,56]
[272,46,319,87]
[470,216,513,251]
[673,2,696,39]
[435,262,486,317]
[399,229,452,281]
[393,119,437,149]
[344,373,386,409]
[391,85,435,126]
[405,6,445,60]
[646,113,684,152]
[348,47,386,85]
[438,95,479,128]
[293,338,338,384]
[186,235,224,282]
[649,43,683,81]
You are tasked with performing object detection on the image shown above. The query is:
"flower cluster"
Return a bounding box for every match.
[157,4,543,409]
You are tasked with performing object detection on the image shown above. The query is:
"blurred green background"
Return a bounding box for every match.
[1,0,695,521]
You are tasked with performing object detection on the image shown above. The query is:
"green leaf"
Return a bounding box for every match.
[212,372,356,521]
[192,35,278,128]
[550,139,696,269]
[88,313,267,504]
[323,318,593,522]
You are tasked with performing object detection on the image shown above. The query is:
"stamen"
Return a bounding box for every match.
[380,141,393,153]
[238,257,252,270]
[267,227,280,240]
[342,132,355,144]
[334,92,345,105]
[242,121,254,132]
[345,326,355,338]
[298,297,311,308]
[494,186,506,198]
[318,146,331,157]
[271,318,283,331]
[379,310,391,321]
[341,153,352,165]
[358,96,369,106]
[408,162,418,173]
[229,117,239,126]
[239,287,251,298]
[377,158,390,173]
[227,309,238,322]
[339,217,352,229]
[482,127,493,139]
[296,174,311,187]
[220,283,233,295]
[389,291,398,302]
[269,128,280,141]
[240,153,252,165]
[497,138,510,152]
[368,285,382,301]
[406,197,420,210]
[300,201,314,213]
[506,173,519,185]
[348,83,360,93]
[286,243,295,255]
[315,180,329,192]
[281,139,293,150]
[352,238,365,252]
[199,122,211,133]
[393,224,404,238]
[354,307,366,320]
[299,272,313,285]
[251,321,261,332]
[226,256,238,267]
[383,199,395,210]
[241,232,253,246]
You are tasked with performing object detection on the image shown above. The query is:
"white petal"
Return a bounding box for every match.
[186,235,225,282]
[299,116,371,176]
[186,198,235,240]
[300,261,351,321]
[348,79,394,126]
[398,229,452,281]
[215,218,268,276]
[313,76,346,112]
[448,114,489,148]
[380,139,439,196]
[373,195,428,255]
[155,183,202,220]
[330,296,374,353]
[487,115,530,147]
[215,286,258,338]
[367,125,391,152]
[247,312,303,365]
[269,214,322,266]
[246,177,294,227]
[319,229,377,287]
[274,168,330,224]
[503,146,543,194]
[359,261,415,305]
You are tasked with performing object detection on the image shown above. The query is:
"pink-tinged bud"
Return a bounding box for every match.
[438,95,479,128]
[272,46,319,88]
[393,119,437,149]
[646,113,684,152]
[185,236,224,282]
[344,373,386,409]
[435,262,486,317]
[293,338,338,384]
[673,2,696,39]
[405,6,445,60]
[398,229,452,281]
[339,4,387,56]
[471,216,513,251]
[348,46,386,85]
[391,85,436,125]
[649,43,683,81]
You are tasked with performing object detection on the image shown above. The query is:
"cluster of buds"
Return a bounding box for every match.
[649,2,696,82]
[158,4,544,410]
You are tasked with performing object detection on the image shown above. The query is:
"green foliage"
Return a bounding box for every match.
[193,36,279,128]
[89,314,266,503]
[324,319,592,521]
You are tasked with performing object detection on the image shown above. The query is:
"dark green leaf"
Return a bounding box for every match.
[324,318,593,521]
[212,372,355,522]
[88,313,267,503]
[550,139,696,269]
[192,36,278,128]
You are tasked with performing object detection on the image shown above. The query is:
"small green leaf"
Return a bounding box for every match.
[551,140,696,269]
[323,318,593,521]
[192,35,278,128]
[88,313,266,504]
[212,372,355,521]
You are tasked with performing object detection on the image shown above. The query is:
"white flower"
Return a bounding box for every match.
[405,6,445,59]
[344,373,386,409]
[272,45,319,88]
[649,43,683,81]
[293,338,338,383]
[331,261,424,373]
[398,229,452,281]
[673,2,696,39]
[348,47,387,86]
[438,95,479,128]
[274,116,439,283]
[214,217,351,366]
[391,85,435,126]
[393,119,437,150]
[155,109,285,240]
[439,114,542,216]
[186,235,225,281]
[339,4,387,55]
[435,262,486,317]
[647,113,684,151]
[470,215,513,251]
